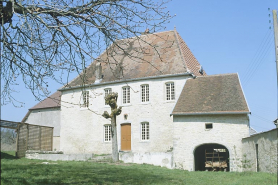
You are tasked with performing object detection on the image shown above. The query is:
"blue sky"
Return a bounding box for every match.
[2,0,278,132]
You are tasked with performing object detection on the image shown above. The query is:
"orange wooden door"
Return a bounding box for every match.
[121,124,131,151]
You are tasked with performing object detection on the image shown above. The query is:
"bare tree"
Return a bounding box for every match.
[0,0,172,105]
[102,92,122,161]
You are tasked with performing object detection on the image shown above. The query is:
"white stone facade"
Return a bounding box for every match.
[173,114,249,171]
[242,129,277,173]
[119,152,173,169]
[25,107,61,150]
[60,74,190,156]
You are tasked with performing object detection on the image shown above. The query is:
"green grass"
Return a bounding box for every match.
[1,151,277,185]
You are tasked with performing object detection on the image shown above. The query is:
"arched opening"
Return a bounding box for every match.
[194,143,229,171]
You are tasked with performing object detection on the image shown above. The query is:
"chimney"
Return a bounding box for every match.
[95,62,102,84]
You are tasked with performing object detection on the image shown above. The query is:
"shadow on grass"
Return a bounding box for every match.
[1,151,17,160]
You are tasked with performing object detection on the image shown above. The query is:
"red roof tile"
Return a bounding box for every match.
[65,30,206,88]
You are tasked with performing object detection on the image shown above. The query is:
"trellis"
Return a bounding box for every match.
[0,120,53,158]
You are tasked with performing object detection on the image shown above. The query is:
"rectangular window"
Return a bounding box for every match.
[82,91,89,107]
[104,125,111,142]
[166,82,175,101]
[123,86,130,104]
[141,84,149,102]
[104,88,112,105]
[141,122,149,141]
[205,123,213,129]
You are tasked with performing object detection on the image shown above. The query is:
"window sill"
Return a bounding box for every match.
[140,102,150,105]
[79,107,89,110]
[165,100,175,103]
[121,103,132,107]
[205,129,212,131]
[140,140,150,143]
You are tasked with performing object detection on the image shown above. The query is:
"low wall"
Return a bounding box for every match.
[26,150,93,161]
[242,128,277,173]
[119,152,173,169]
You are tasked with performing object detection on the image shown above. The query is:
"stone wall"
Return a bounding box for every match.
[60,75,190,155]
[242,128,277,173]
[25,107,61,150]
[119,152,173,169]
[25,108,61,136]
[173,114,249,172]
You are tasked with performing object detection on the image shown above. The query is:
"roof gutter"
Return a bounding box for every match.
[170,111,251,116]
[59,72,193,91]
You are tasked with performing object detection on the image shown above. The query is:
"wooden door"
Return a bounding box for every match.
[121,124,131,151]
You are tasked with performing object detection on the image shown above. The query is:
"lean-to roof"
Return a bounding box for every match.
[29,91,61,110]
[172,73,249,115]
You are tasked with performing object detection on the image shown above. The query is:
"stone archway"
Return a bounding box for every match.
[194,143,229,171]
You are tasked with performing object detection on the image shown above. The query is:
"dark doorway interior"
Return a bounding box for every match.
[194,143,229,171]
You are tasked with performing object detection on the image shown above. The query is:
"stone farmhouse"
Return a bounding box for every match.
[23,29,258,172]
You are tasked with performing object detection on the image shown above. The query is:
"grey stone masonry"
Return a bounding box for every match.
[242,128,277,173]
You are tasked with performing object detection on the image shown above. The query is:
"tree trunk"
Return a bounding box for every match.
[111,115,119,162]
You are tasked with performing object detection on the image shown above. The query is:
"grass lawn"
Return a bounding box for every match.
[1,151,277,185]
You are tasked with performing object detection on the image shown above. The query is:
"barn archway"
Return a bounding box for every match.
[194,143,229,171]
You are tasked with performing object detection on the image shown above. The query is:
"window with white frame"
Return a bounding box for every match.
[104,88,112,105]
[141,84,149,102]
[141,122,149,141]
[122,86,130,104]
[81,91,89,107]
[166,82,175,101]
[104,125,111,142]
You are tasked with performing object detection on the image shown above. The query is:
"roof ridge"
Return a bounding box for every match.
[195,73,238,78]
[62,30,176,89]
[174,31,207,76]
[64,30,195,89]
[173,29,188,72]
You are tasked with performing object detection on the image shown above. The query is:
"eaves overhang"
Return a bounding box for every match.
[29,106,61,111]
[59,72,193,91]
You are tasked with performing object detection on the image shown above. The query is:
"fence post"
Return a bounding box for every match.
[15,123,20,158]
[25,124,29,156]
[39,127,41,150]
[51,128,53,151]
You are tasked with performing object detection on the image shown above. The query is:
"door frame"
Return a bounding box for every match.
[120,123,131,151]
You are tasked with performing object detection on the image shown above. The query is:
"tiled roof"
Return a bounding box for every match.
[64,30,206,89]
[172,73,249,115]
[176,32,207,76]
[29,91,61,110]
